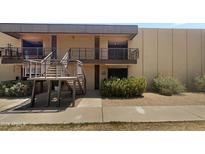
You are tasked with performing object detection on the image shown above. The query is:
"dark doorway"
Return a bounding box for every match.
[108,41,128,60]
[95,65,100,89]
[51,35,57,59]
[108,68,128,79]
[95,36,100,59]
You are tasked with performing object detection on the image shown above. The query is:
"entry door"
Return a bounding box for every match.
[95,65,100,89]
[108,68,128,79]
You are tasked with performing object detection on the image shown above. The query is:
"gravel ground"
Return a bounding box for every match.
[102,92,205,106]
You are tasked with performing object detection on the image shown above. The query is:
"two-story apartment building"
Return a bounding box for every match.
[0,23,205,90]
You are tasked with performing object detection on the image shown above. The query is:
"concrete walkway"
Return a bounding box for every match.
[103,105,205,122]
[0,91,205,124]
[0,98,29,112]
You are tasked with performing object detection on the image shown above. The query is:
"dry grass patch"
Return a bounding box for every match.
[1,121,205,131]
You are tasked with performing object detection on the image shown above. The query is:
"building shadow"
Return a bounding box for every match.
[0,91,83,114]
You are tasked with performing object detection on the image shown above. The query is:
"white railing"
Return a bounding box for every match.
[23,50,87,93]
[23,52,53,78]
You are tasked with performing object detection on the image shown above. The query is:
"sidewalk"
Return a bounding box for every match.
[0,92,205,124]
[103,105,205,122]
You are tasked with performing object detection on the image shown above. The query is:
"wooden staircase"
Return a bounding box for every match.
[23,50,86,107]
[44,65,69,77]
[66,76,86,95]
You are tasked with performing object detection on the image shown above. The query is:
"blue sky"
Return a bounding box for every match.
[138,23,205,29]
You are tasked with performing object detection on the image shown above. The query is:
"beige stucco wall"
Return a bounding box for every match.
[0,64,21,81]
[128,30,143,78]
[83,64,94,90]
[187,30,202,87]
[0,32,21,47]
[129,28,205,89]
[57,35,95,58]
[0,33,21,80]
[172,29,187,83]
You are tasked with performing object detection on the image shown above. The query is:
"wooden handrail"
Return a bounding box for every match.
[41,51,53,63]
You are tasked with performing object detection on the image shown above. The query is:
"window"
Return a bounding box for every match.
[108,68,128,79]
[108,41,128,60]
[22,40,43,59]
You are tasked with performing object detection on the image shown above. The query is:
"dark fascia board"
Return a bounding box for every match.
[0,23,138,39]
[3,32,21,39]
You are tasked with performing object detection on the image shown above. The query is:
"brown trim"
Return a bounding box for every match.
[0,23,138,36]
[81,59,137,64]
[3,32,20,39]
[95,36,100,59]
[1,58,23,64]
[94,65,100,89]
[51,35,57,59]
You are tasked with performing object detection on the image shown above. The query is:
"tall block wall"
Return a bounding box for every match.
[129,28,205,88]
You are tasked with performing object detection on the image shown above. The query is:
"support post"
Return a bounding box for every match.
[31,80,36,107]
[40,63,42,76]
[72,80,76,107]
[22,64,25,77]
[29,61,31,78]
[57,80,62,107]
[35,62,37,77]
[37,48,39,59]
[45,62,47,79]
[47,80,51,106]
[40,81,44,93]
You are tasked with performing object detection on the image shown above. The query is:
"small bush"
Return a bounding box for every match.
[193,75,205,92]
[152,75,185,96]
[0,80,32,97]
[101,77,147,98]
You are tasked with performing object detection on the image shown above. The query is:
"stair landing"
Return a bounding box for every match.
[28,76,78,80]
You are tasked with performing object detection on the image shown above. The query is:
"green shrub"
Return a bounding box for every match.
[0,80,32,97]
[101,77,147,98]
[152,75,185,96]
[193,75,205,92]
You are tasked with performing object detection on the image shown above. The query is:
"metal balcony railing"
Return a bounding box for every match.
[0,47,55,59]
[0,47,139,64]
[68,48,139,64]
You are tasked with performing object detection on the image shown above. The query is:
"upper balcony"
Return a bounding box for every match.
[0,47,53,64]
[68,48,139,64]
[0,47,139,64]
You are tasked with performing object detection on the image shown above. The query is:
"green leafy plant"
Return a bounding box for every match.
[101,77,147,98]
[152,75,185,96]
[0,80,32,97]
[193,75,205,92]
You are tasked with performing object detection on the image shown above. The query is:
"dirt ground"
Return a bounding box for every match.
[102,92,205,106]
[1,121,205,131]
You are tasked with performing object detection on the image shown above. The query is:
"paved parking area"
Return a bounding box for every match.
[0,91,205,124]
